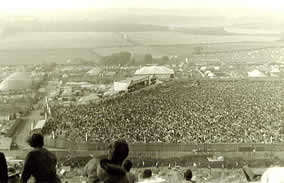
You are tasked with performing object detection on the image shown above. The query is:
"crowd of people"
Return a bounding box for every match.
[42,80,284,144]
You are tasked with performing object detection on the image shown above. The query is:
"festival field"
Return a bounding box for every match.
[43,80,284,144]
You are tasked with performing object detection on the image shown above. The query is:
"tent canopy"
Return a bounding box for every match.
[87,67,103,76]
[33,120,46,130]
[135,66,174,75]
[248,69,266,78]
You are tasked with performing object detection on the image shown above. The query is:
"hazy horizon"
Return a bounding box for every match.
[0,0,284,19]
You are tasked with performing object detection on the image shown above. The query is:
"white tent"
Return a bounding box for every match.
[113,80,131,92]
[248,69,266,78]
[0,72,32,91]
[87,67,103,76]
[200,66,207,71]
[135,66,174,79]
[207,72,216,78]
[271,67,280,73]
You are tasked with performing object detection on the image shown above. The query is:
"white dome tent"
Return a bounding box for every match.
[0,72,32,91]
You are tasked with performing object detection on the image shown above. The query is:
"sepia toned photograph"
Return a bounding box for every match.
[0,0,284,182]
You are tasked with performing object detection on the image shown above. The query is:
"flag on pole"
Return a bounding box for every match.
[52,131,55,139]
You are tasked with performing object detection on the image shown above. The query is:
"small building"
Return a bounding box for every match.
[113,80,130,92]
[31,120,46,134]
[114,76,150,92]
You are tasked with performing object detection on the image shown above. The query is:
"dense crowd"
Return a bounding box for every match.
[43,80,284,144]
[194,47,284,63]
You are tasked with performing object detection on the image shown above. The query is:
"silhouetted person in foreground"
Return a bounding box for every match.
[122,160,137,183]
[184,169,196,182]
[83,139,129,183]
[0,152,8,183]
[20,133,60,183]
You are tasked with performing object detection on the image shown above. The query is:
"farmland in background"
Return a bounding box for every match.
[126,31,280,45]
[0,48,100,65]
[93,42,284,58]
[0,30,283,65]
[0,32,131,50]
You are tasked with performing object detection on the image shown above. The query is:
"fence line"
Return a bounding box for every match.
[44,137,283,152]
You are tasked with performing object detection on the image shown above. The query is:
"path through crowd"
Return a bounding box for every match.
[14,99,45,149]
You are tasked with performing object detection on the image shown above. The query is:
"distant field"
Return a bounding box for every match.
[0,31,280,50]
[0,31,283,65]
[94,42,284,58]
[2,43,284,65]
[224,27,281,35]
[127,31,280,45]
[0,32,131,50]
[0,49,100,65]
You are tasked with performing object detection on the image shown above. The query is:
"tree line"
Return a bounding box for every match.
[99,52,172,66]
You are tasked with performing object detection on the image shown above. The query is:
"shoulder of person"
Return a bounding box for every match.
[0,152,5,159]
[27,149,38,157]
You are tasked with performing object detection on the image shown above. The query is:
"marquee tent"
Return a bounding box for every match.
[135,66,174,79]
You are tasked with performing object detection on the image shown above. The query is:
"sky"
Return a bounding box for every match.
[0,0,283,15]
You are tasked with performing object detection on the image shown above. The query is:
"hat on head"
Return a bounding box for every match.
[27,133,44,148]
[109,139,129,164]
